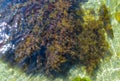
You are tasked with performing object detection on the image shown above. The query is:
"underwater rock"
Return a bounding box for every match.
[0,0,113,77]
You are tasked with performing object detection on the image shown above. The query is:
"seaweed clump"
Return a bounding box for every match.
[2,0,113,77]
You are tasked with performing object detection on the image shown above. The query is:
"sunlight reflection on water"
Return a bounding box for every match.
[0,22,11,54]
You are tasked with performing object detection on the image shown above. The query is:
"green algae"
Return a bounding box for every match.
[72,76,91,81]
[115,12,120,22]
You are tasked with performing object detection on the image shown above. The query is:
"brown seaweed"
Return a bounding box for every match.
[1,0,113,77]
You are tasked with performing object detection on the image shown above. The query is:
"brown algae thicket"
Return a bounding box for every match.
[1,0,113,78]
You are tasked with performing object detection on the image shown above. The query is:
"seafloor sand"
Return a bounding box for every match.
[0,0,120,81]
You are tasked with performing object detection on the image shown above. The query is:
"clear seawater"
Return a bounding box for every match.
[0,0,120,81]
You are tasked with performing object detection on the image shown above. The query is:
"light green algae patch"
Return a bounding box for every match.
[72,76,91,81]
[115,12,120,23]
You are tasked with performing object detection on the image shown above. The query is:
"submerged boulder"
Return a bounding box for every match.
[0,0,113,77]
